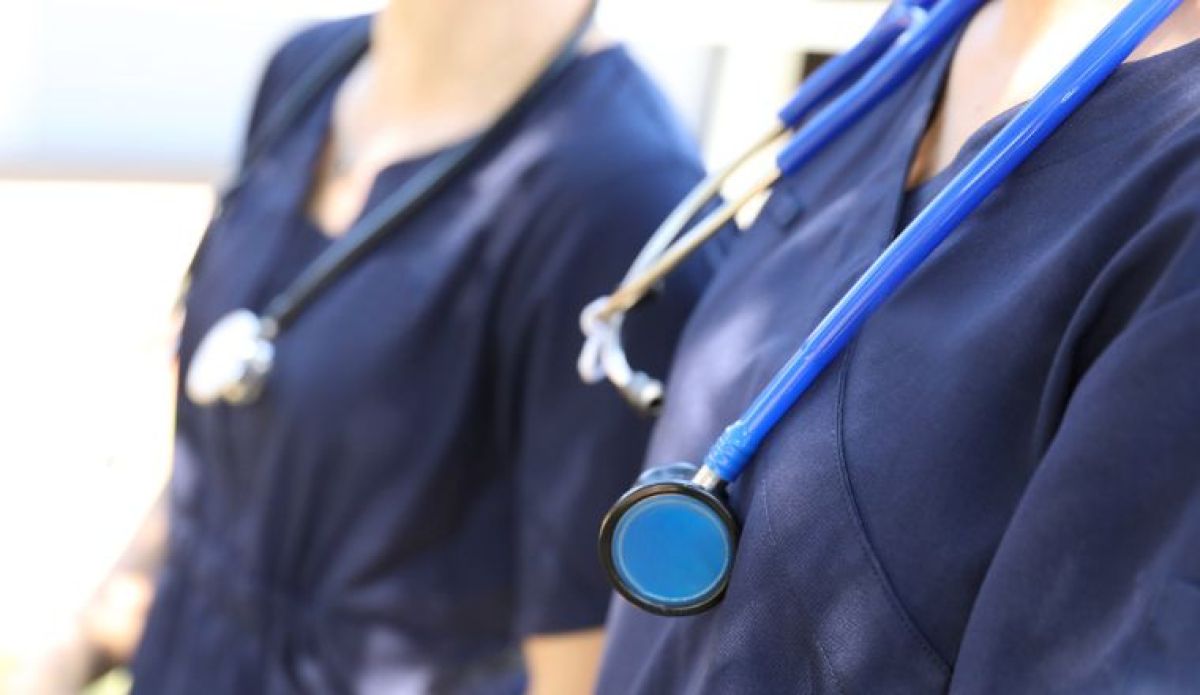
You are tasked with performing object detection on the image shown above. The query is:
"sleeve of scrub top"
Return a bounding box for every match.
[501,159,712,637]
[950,212,1200,691]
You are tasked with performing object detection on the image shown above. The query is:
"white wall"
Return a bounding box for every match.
[0,0,885,181]
[0,0,370,180]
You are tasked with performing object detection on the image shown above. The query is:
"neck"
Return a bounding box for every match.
[328,0,594,170]
[370,0,592,124]
[968,0,1200,120]
[984,0,1200,61]
[324,0,594,179]
[907,0,1199,186]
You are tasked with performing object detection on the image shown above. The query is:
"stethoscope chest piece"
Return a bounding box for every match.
[599,463,740,616]
[185,309,275,406]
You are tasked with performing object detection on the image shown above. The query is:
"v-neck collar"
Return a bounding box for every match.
[759,27,968,250]
[895,32,1200,232]
[278,40,456,244]
[293,45,627,241]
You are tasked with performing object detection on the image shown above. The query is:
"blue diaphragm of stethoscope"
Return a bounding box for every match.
[599,0,1182,616]
[601,463,737,614]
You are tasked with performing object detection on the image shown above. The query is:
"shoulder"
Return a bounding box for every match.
[243,15,371,141]
[1072,112,1200,358]
[260,15,370,91]
[495,48,713,310]
[503,45,706,287]
[1113,47,1200,214]
[1118,109,1200,264]
[531,46,704,205]
[1124,140,1200,304]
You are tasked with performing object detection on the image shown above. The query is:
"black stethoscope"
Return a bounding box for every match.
[183,6,595,407]
[582,0,1180,616]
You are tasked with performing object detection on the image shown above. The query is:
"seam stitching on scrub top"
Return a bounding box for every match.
[1116,574,1174,693]
[834,334,953,677]
[760,478,848,695]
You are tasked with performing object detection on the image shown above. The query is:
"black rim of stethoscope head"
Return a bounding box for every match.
[598,469,740,617]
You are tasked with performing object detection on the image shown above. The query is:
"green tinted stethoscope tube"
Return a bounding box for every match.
[596,0,1182,617]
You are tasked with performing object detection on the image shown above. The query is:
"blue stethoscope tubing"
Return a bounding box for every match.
[578,0,967,411]
[600,0,1182,617]
[776,0,938,130]
[709,0,1182,482]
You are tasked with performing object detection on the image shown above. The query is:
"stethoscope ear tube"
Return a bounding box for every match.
[577,0,967,415]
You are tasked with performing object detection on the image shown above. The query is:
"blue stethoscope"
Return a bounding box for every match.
[580,0,1181,616]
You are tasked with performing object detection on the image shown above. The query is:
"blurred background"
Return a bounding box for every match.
[0,0,883,691]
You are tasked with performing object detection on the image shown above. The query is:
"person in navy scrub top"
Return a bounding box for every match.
[598,1,1200,693]
[25,2,713,693]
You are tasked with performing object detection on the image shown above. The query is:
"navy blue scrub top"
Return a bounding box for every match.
[133,17,713,695]
[598,31,1200,695]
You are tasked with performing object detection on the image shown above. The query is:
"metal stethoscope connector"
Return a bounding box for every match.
[577,127,785,414]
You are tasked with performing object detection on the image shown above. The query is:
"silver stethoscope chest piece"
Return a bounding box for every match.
[185,309,275,406]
